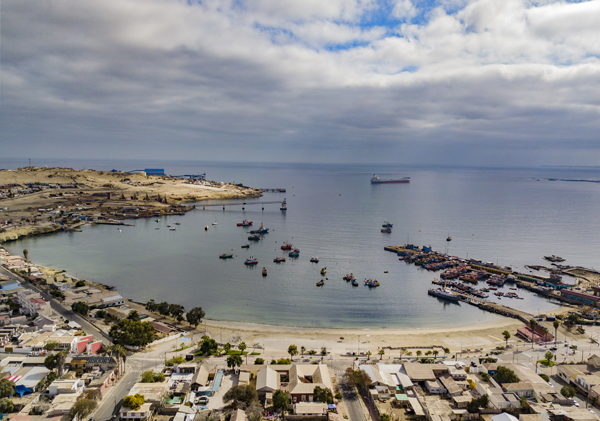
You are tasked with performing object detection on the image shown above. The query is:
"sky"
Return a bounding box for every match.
[1,0,600,166]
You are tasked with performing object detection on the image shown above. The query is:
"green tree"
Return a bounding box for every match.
[113,344,128,374]
[71,302,89,316]
[416,350,422,357]
[168,304,185,320]
[554,320,560,347]
[443,347,450,356]
[109,319,156,348]
[502,330,511,348]
[272,389,291,412]
[378,349,385,360]
[399,347,407,360]
[69,398,97,421]
[75,280,86,288]
[157,302,170,316]
[23,249,29,261]
[344,368,372,392]
[223,385,258,409]
[313,386,333,404]
[466,394,489,413]
[44,341,60,351]
[223,343,232,355]
[127,310,140,321]
[239,342,248,364]
[200,337,218,355]
[379,415,391,421]
[494,366,520,384]
[539,373,550,382]
[122,394,145,411]
[432,350,439,359]
[186,307,205,328]
[301,346,306,356]
[145,299,157,312]
[0,379,15,399]
[227,354,243,370]
[44,351,67,377]
[321,346,327,361]
[141,370,165,383]
[288,344,299,360]
[255,358,265,364]
[544,350,554,364]
[561,386,576,398]
[0,398,14,413]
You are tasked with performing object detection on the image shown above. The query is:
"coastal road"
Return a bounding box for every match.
[94,370,141,421]
[338,376,370,421]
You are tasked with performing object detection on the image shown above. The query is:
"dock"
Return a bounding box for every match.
[198,200,286,210]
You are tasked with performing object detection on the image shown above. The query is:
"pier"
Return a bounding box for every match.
[198,200,286,210]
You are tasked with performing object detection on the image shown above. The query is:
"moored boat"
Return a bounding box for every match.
[281,242,293,250]
[274,257,286,263]
[343,273,356,282]
[310,256,319,263]
[249,222,269,234]
[248,234,261,241]
[244,257,258,265]
[351,279,359,286]
[381,227,392,233]
[280,198,287,211]
[289,249,300,257]
[316,280,324,287]
[237,219,253,227]
[241,244,250,249]
[427,288,460,302]
[262,267,267,276]
[219,253,233,259]
[382,222,393,228]
[320,267,327,275]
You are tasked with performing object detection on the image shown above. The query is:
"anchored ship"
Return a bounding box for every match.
[370,174,410,184]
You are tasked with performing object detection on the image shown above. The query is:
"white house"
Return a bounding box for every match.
[48,379,85,396]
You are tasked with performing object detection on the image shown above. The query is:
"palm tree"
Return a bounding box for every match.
[320,347,327,362]
[301,346,306,356]
[543,327,549,344]
[443,347,450,356]
[366,351,372,360]
[23,249,29,262]
[530,319,536,348]
[399,347,407,360]
[378,349,385,360]
[416,350,422,357]
[502,330,511,348]
[238,342,247,364]
[432,350,439,359]
[224,343,232,355]
[113,345,127,375]
[554,320,560,347]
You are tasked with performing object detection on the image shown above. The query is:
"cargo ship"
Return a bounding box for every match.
[370,174,410,184]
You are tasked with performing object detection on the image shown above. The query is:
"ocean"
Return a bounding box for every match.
[3,159,600,328]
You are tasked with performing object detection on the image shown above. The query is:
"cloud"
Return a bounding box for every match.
[1,0,600,166]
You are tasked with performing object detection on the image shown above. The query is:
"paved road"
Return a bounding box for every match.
[0,266,112,345]
[338,376,368,421]
[94,371,141,421]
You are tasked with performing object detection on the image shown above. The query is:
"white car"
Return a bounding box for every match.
[574,401,580,407]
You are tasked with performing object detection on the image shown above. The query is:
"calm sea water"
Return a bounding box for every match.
[3,159,600,328]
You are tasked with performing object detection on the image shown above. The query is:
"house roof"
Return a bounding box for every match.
[191,365,209,386]
[289,364,332,395]
[492,413,520,421]
[256,366,278,392]
[403,363,448,381]
[504,382,534,391]
[438,375,462,395]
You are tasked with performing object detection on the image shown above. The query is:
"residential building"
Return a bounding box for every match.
[48,378,85,396]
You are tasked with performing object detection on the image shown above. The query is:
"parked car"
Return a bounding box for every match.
[197,396,209,404]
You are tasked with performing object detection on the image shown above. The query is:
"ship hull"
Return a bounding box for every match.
[371,179,410,184]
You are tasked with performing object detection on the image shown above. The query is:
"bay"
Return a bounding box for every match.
[4,159,600,328]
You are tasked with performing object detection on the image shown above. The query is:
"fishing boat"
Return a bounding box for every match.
[343,273,356,282]
[289,249,300,257]
[205,226,209,231]
[381,227,392,233]
[219,253,233,259]
[237,219,253,227]
[167,225,171,228]
[316,280,324,287]
[427,288,459,302]
[281,242,293,250]
[212,220,218,225]
[155,218,160,222]
[175,222,181,225]
[244,257,258,265]
[274,257,286,263]
[382,222,393,228]
[248,234,261,241]
[370,174,410,184]
[320,268,327,275]
[249,223,269,234]
[351,279,359,286]
[241,244,250,249]
[280,198,287,211]
[262,267,267,276]
[169,228,176,231]
[364,279,380,287]
[446,235,452,241]
[310,257,319,263]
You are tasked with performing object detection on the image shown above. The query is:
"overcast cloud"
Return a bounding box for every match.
[1,0,599,166]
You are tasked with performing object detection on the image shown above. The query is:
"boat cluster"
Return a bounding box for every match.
[381,222,393,233]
